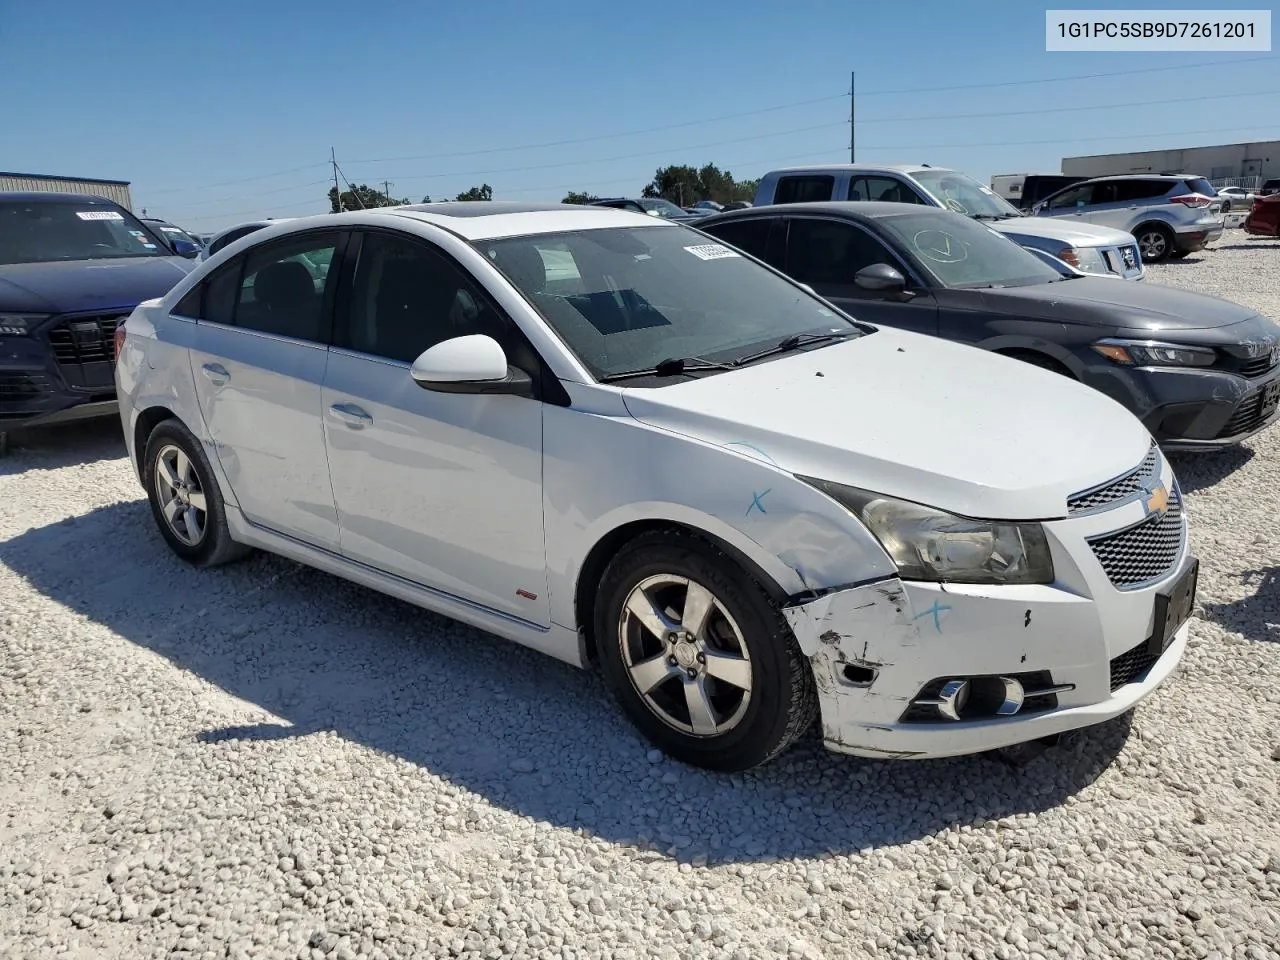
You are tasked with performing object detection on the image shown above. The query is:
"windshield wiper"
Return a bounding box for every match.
[972,212,1015,221]
[598,356,734,382]
[732,331,858,367]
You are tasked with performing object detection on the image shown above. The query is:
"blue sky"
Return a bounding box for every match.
[5,0,1277,233]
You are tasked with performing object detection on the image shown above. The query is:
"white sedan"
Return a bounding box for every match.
[114,202,1196,770]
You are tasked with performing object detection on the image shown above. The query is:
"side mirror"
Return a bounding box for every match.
[171,238,200,258]
[409,334,533,397]
[1031,201,1046,214]
[854,263,907,292]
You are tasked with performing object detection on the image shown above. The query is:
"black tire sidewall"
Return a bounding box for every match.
[594,533,810,770]
[142,420,230,566]
[1138,224,1175,263]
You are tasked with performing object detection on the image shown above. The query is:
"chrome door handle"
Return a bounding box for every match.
[328,402,373,428]
[201,362,230,386]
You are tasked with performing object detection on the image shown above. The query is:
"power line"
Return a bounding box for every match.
[858,53,1277,97]
[854,88,1276,125]
[145,54,1274,199]
[859,125,1280,153]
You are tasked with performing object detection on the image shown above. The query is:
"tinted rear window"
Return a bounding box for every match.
[1185,178,1216,196]
[774,176,834,204]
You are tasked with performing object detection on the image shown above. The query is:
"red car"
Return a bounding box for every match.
[1244,195,1280,238]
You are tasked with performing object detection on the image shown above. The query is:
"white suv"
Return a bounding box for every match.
[114,202,1195,770]
[1032,175,1224,263]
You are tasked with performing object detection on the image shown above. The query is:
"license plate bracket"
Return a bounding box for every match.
[1147,557,1198,656]
[1262,380,1280,417]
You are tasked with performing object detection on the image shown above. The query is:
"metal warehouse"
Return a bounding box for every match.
[1062,140,1278,187]
[0,172,133,210]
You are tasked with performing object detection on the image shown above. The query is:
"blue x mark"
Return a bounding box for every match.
[747,489,771,515]
[913,600,952,633]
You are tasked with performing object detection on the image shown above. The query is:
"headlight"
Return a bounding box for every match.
[798,477,1055,585]
[1058,246,1108,274]
[1092,338,1216,367]
[0,313,51,336]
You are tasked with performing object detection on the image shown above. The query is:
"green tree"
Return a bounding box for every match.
[421,195,432,203]
[641,164,757,206]
[455,184,493,201]
[328,184,408,212]
[561,191,600,205]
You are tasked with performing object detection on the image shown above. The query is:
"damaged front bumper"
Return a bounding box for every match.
[782,572,1189,761]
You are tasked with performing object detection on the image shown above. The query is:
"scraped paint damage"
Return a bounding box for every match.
[783,579,927,753]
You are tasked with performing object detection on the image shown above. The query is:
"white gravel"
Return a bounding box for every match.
[3,238,1280,960]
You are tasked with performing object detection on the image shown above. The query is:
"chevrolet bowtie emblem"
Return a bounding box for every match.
[1143,483,1169,517]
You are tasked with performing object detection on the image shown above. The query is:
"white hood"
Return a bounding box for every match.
[622,328,1151,520]
[992,216,1136,247]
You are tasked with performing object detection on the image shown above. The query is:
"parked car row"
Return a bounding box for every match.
[3,174,1275,773]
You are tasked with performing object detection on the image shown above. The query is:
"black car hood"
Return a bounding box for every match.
[962,275,1263,332]
[0,257,194,315]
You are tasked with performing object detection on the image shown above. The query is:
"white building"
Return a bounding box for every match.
[1062,140,1278,188]
[0,171,133,210]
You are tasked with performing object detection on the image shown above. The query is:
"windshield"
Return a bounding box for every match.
[638,198,689,219]
[910,170,1023,219]
[478,225,860,379]
[0,201,171,265]
[878,211,1063,289]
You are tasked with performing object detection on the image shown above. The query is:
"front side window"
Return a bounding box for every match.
[233,232,340,341]
[773,176,834,205]
[342,232,508,364]
[879,212,1062,289]
[784,219,902,285]
[911,170,1022,218]
[0,201,172,265]
[637,198,689,219]
[480,224,858,379]
[848,177,924,204]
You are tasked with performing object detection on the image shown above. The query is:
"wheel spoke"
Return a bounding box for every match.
[157,455,180,491]
[680,581,716,638]
[161,497,183,524]
[186,490,207,512]
[626,589,676,641]
[183,507,202,539]
[629,653,676,695]
[683,678,718,736]
[702,649,751,691]
[175,449,194,486]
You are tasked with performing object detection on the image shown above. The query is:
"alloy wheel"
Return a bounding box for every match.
[617,574,753,736]
[1138,230,1168,261]
[153,443,208,546]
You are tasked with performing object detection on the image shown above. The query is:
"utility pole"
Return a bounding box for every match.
[383,180,393,203]
[849,71,856,164]
[331,147,343,211]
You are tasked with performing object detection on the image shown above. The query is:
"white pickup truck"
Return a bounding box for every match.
[754,164,1145,281]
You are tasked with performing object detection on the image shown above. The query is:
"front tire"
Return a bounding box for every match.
[594,531,816,771]
[142,419,249,567]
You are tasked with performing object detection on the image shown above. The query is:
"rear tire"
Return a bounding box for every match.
[594,530,816,771]
[1136,224,1175,263]
[142,419,249,567]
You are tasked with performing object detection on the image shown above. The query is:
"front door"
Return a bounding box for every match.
[188,229,345,550]
[781,216,938,335]
[322,229,549,624]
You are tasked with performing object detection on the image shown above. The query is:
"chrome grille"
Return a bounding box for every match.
[1067,443,1160,516]
[1087,487,1184,589]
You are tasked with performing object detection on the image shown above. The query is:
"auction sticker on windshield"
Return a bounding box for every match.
[684,244,740,261]
[76,210,123,220]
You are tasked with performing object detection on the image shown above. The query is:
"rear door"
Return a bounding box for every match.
[187,229,346,550]
[780,216,938,335]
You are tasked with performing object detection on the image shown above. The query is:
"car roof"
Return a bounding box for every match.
[702,200,937,223]
[373,201,665,240]
[1079,174,1190,182]
[765,163,939,176]
[0,191,120,204]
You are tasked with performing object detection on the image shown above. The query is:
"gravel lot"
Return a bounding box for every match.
[3,236,1279,960]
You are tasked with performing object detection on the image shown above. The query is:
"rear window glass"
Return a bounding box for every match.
[774,176,834,204]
